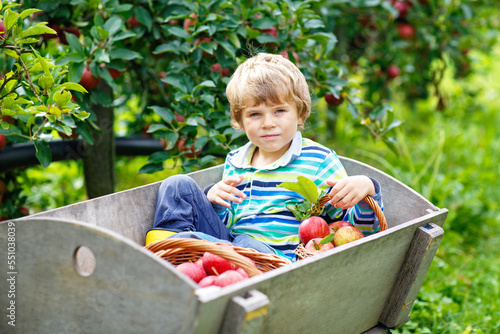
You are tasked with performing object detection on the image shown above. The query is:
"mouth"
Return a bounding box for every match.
[261,134,279,139]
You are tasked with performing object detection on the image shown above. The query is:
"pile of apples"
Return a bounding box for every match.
[299,216,364,255]
[175,244,261,288]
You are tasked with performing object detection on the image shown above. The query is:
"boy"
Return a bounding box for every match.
[149,53,383,260]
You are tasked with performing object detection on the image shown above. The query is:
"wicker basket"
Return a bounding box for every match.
[295,195,387,260]
[144,238,291,277]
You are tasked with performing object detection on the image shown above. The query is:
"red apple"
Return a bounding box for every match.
[18,206,29,216]
[305,238,334,254]
[194,36,217,57]
[178,137,202,158]
[393,1,411,19]
[280,50,299,63]
[99,63,123,79]
[329,221,352,233]
[260,26,278,38]
[202,249,236,276]
[236,267,249,279]
[80,67,101,90]
[0,179,6,198]
[176,262,207,283]
[1,115,15,124]
[127,15,141,28]
[42,23,60,41]
[174,113,185,123]
[298,216,330,245]
[397,23,416,40]
[217,270,247,287]
[183,13,197,33]
[0,134,6,151]
[221,68,230,77]
[387,65,401,79]
[107,68,123,79]
[333,226,364,247]
[210,63,222,73]
[324,93,343,106]
[0,20,6,40]
[198,275,220,288]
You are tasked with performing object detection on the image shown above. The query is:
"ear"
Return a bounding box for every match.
[298,115,305,126]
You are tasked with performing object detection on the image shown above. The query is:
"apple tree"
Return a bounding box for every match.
[0,2,89,219]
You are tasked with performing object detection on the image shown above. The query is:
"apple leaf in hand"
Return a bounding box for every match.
[278,176,329,219]
[278,176,318,203]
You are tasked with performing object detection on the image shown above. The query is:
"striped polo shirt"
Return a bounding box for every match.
[217,131,382,260]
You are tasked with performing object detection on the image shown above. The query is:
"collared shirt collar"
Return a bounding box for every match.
[228,131,303,170]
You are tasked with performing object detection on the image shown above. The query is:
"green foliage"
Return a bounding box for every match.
[0,3,89,167]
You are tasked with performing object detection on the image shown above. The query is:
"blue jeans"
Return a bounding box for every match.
[153,175,277,255]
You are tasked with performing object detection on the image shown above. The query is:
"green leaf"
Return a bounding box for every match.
[20,8,41,20]
[161,76,187,93]
[148,151,171,163]
[3,49,18,59]
[304,19,325,29]
[104,16,123,36]
[34,139,52,169]
[149,106,175,123]
[147,124,169,133]
[134,6,153,31]
[5,9,19,30]
[139,162,164,174]
[65,32,83,54]
[19,24,55,38]
[278,176,319,204]
[320,234,335,245]
[164,25,190,39]
[109,48,143,60]
[113,31,136,41]
[193,80,216,93]
[56,82,88,93]
[370,103,393,121]
[18,37,40,44]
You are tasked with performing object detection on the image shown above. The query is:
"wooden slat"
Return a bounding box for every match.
[379,223,444,328]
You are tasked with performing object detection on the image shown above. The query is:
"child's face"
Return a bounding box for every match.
[240,100,303,161]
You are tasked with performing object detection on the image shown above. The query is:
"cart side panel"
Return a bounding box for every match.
[28,165,225,245]
[194,210,448,334]
[0,218,199,334]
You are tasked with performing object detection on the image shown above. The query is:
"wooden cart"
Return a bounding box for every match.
[0,157,447,334]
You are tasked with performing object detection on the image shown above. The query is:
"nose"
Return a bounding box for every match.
[262,114,276,128]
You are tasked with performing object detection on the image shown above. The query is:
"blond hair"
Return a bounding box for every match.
[226,53,311,129]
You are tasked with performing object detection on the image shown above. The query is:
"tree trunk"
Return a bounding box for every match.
[83,81,115,199]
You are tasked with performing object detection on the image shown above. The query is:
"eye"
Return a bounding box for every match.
[276,109,285,114]
[250,112,260,117]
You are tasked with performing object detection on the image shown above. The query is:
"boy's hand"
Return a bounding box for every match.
[207,175,247,208]
[326,175,375,209]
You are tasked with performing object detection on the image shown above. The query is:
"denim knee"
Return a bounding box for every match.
[159,174,196,195]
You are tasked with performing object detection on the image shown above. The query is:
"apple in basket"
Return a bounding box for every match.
[198,275,220,288]
[304,238,334,254]
[298,216,330,245]
[217,270,247,287]
[202,245,237,276]
[176,262,207,283]
[333,226,364,247]
[329,221,352,233]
